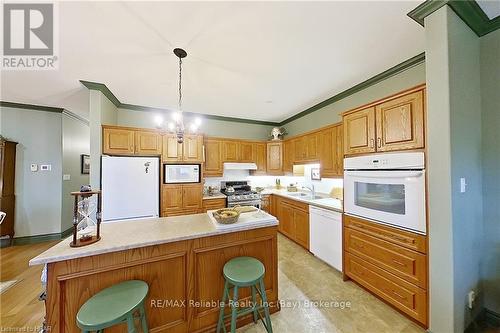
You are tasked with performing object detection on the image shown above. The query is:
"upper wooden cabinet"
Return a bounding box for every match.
[162,134,203,163]
[375,90,424,152]
[239,142,254,162]
[102,127,136,155]
[267,142,283,175]
[319,125,342,178]
[135,131,162,155]
[253,142,267,174]
[306,133,319,160]
[294,137,307,161]
[343,86,426,156]
[222,141,239,162]
[203,139,223,177]
[343,107,376,155]
[283,140,294,173]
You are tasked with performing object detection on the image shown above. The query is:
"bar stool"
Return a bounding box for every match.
[216,256,273,333]
[76,280,149,333]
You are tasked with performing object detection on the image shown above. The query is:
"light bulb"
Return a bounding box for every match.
[194,117,202,126]
[167,122,175,131]
[172,112,181,122]
[154,115,163,128]
[189,123,198,133]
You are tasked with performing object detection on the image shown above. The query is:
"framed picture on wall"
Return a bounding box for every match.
[81,154,90,174]
[311,167,321,180]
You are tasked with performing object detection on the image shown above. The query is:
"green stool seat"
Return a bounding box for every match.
[217,256,273,333]
[76,280,149,333]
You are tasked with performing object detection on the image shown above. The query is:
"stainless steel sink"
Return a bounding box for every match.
[287,192,323,200]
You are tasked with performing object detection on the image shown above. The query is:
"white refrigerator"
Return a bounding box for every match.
[101,156,159,222]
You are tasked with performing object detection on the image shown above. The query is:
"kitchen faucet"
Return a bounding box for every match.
[302,184,315,198]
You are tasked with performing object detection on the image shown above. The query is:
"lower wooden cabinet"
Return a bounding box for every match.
[161,184,203,216]
[261,194,271,213]
[273,195,309,250]
[343,214,428,326]
[202,198,226,212]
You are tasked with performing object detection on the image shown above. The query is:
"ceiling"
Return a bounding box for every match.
[477,0,500,19]
[1,1,426,122]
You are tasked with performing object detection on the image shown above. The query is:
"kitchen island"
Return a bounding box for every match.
[30,211,279,333]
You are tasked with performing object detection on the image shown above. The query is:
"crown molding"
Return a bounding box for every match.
[0,101,64,113]
[408,0,500,37]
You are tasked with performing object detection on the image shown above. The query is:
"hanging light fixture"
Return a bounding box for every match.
[165,48,201,144]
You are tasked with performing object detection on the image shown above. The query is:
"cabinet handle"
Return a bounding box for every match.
[377,138,382,148]
[370,139,374,148]
[391,290,407,301]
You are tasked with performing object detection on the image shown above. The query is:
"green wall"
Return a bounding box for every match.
[480,28,500,315]
[117,108,273,140]
[281,62,426,136]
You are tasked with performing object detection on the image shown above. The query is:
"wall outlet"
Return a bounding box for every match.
[30,164,38,172]
[460,178,467,193]
[468,290,476,309]
[63,174,71,181]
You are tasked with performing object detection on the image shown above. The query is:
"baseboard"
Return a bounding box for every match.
[0,227,73,248]
[485,308,500,327]
[465,307,500,332]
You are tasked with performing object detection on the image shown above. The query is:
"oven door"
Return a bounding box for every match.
[344,170,426,234]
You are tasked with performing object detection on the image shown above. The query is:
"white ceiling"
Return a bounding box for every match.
[1,1,425,122]
[477,0,500,19]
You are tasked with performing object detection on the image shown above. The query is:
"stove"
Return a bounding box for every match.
[220,181,261,207]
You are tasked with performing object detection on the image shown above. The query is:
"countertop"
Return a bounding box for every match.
[203,193,226,200]
[29,211,277,266]
[260,189,343,213]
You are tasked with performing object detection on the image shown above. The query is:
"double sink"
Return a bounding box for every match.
[286,192,324,201]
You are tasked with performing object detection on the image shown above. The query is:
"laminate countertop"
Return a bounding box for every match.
[260,189,343,213]
[29,211,277,266]
[202,193,226,200]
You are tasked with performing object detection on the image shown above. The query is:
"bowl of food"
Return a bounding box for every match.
[212,208,241,224]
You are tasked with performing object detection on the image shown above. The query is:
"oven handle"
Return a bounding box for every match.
[344,170,425,179]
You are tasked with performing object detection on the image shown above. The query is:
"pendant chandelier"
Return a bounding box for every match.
[166,48,201,144]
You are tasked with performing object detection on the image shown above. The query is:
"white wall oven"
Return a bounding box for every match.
[344,152,426,235]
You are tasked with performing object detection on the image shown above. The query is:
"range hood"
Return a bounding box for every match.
[223,162,258,170]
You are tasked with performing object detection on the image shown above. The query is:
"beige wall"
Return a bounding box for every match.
[282,62,426,136]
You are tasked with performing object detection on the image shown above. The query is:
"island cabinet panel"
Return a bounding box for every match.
[375,90,424,152]
[135,130,162,155]
[45,227,278,333]
[203,139,223,177]
[343,107,376,155]
[103,127,136,155]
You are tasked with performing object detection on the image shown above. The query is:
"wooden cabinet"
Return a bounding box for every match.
[306,133,319,160]
[319,124,343,178]
[102,127,136,155]
[239,142,254,162]
[343,214,428,326]
[343,107,376,155]
[261,194,271,213]
[294,137,307,161]
[283,140,294,173]
[161,184,202,216]
[163,134,203,163]
[266,142,283,175]
[253,142,267,174]
[135,131,162,155]
[202,198,226,212]
[0,139,17,244]
[222,141,239,162]
[274,195,309,250]
[343,86,426,156]
[204,139,223,177]
[375,90,424,152]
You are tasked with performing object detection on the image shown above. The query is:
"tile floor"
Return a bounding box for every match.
[237,234,425,333]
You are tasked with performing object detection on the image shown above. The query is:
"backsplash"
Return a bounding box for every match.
[204,164,343,195]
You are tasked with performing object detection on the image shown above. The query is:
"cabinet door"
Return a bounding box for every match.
[294,137,307,161]
[283,140,294,173]
[306,133,319,160]
[135,131,161,155]
[102,127,135,155]
[161,185,183,211]
[279,202,295,238]
[266,142,283,175]
[343,107,376,155]
[222,141,239,162]
[336,124,344,176]
[183,135,203,162]
[162,134,183,162]
[319,127,336,177]
[294,209,310,250]
[182,184,202,209]
[375,90,425,152]
[253,143,267,174]
[204,139,223,177]
[239,142,254,162]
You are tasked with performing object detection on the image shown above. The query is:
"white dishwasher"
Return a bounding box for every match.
[309,206,343,272]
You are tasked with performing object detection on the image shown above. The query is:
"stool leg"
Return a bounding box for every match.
[230,286,239,333]
[251,285,258,323]
[126,313,137,333]
[259,279,273,333]
[216,280,229,333]
[139,303,149,333]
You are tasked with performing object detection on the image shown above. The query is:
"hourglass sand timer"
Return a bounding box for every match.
[70,190,101,247]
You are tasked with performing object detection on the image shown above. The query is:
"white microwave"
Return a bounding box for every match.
[164,164,200,184]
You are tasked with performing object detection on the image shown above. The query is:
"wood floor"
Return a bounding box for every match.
[0,241,57,330]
